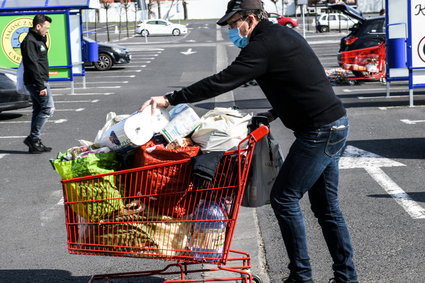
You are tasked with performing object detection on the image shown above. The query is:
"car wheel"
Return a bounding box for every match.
[172,28,181,36]
[285,23,294,28]
[140,29,149,37]
[94,53,113,71]
[320,25,329,32]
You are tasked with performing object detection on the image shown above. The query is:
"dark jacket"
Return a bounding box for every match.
[166,20,345,131]
[21,29,49,92]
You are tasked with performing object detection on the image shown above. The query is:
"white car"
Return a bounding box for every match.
[316,13,358,32]
[136,19,188,37]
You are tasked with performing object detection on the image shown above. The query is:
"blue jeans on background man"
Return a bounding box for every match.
[27,81,54,140]
[270,115,358,282]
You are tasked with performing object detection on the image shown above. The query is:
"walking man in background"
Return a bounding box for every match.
[21,14,54,153]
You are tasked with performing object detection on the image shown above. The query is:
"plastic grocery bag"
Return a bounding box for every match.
[191,108,252,153]
[51,152,124,221]
[16,62,30,95]
[94,112,130,146]
[242,132,284,207]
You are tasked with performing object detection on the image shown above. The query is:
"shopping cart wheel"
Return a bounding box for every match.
[252,274,263,283]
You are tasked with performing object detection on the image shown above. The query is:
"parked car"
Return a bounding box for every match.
[0,67,31,113]
[315,12,358,32]
[267,12,298,28]
[136,19,188,37]
[329,3,385,52]
[83,37,131,71]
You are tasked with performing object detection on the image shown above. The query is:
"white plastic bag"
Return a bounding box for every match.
[242,132,284,207]
[191,108,252,153]
[94,112,130,145]
[16,62,30,95]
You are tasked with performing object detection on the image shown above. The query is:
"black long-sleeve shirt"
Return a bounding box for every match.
[20,29,49,92]
[166,20,345,131]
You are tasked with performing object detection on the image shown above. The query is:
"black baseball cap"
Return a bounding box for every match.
[217,0,264,26]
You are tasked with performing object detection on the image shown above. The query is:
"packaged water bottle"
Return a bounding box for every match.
[188,199,227,262]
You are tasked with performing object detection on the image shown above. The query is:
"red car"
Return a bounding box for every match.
[267,12,299,28]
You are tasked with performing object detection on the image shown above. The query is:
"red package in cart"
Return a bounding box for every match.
[130,140,201,217]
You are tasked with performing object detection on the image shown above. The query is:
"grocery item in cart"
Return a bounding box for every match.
[96,108,169,153]
[80,202,188,257]
[191,107,252,153]
[51,151,123,221]
[132,140,201,217]
[187,199,227,262]
[161,104,201,143]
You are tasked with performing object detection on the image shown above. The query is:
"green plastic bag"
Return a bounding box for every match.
[51,152,124,221]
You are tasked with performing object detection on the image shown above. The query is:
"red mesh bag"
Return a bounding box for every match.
[131,140,201,217]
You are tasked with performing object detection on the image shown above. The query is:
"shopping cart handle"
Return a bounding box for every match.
[249,125,269,142]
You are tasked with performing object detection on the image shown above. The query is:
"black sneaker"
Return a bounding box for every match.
[284,276,314,283]
[24,137,52,154]
[329,278,359,283]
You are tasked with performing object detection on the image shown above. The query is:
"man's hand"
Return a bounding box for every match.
[39,88,47,96]
[138,96,170,114]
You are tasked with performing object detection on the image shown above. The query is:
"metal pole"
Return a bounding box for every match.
[302,5,306,38]
[71,81,75,95]
[409,89,414,107]
[386,81,390,97]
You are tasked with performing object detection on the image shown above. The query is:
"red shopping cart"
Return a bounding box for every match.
[338,42,386,81]
[60,125,269,282]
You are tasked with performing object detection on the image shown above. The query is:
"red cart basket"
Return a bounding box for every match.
[338,42,386,81]
[60,125,269,282]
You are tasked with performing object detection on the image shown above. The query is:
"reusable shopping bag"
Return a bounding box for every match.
[191,107,252,153]
[131,140,201,217]
[242,132,284,207]
[51,152,124,221]
[16,62,30,95]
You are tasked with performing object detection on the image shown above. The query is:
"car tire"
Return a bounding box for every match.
[140,29,149,37]
[320,25,329,32]
[285,23,294,28]
[94,53,113,71]
[172,28,181,36]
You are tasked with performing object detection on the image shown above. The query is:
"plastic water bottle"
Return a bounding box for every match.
[188,200,227,262]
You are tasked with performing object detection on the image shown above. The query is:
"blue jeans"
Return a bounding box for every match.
[270,115,357,282]
[27,82,55,140]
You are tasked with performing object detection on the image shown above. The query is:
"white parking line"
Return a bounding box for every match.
[105,69,142,72]
[0,119,67,124]
[121,64,148,67]
[53,93,114,96]
[55,99,99,103]
[400,119,425,124]
[0,136,26,139]
[0,154,8,159]
[18,108,85,112]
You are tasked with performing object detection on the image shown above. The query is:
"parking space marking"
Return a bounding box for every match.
[122,64,148,67]
[100,75,136,78]
[0,136,26,139]
[341,145,425,219]
[54,99,99,103]
[18,108,85,112]
[400,119,425,124]
[105,69,142,72]
[50,86,121,90]
[0,154,8,159]
[53,93,114,96]
[0,119,67,124]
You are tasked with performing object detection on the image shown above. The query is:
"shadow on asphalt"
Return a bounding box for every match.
[0,113,23,120]
[0,269,165,283]
[347,138,425,160]
[0,149,29,155]
[367,192,425,203]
